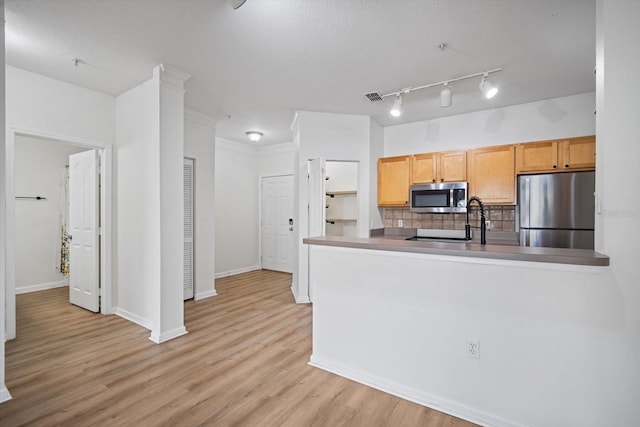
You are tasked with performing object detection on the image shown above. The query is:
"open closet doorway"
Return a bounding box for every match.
[5,130,113,339]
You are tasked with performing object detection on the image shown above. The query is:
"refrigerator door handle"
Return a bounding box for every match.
[521,176,530,228]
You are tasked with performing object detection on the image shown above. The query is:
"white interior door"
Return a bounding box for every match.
[184,158,194,300]
[308,158,326,238]
[261,175,294,273]
[68,149,100,312]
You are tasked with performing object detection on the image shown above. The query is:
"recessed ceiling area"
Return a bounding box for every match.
[4,0,595,145]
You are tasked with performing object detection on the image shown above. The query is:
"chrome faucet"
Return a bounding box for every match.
[465,196,487,245]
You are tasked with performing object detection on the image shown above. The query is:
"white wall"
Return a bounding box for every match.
[15,136,86,292]
[593,0,640,422]
[213,139,294,277]
[325,161,358,192]
[6,66,115,144]
[369,120,384,230]
[184,110,217,300]
[5,66,116,340]
[291,111,376,303]
[309,245,625,427]
[384,92,595,156]
[257,142,294,178]
[115,76,159,330]
[214,138,260,277]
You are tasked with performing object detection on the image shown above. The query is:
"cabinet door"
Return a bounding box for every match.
[468,145,515,204]
[411,153,437,184]
[438,150,467,182]
[515,141,559,173]
[560,136,595,170]
[378,156,411,206]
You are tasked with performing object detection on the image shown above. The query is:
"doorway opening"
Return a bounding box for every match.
[5,129,113,340]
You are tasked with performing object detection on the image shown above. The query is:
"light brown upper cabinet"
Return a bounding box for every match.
[516,135,595,174]
[378,156,411,206]
[467,145,516,205]
[412,150,467,184]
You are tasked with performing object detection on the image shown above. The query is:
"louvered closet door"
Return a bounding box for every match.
[184,158,195,300]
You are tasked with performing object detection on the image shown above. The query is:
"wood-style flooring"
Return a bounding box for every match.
[1,270,477,426]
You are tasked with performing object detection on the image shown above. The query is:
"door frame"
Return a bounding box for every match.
[259,174,294,272]
[5,128,113,339]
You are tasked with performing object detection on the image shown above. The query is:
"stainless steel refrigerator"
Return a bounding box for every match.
[518,171,595,249]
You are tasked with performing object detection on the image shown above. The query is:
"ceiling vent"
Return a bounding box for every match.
[364,92,384,102]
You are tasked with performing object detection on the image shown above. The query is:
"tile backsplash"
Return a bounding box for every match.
[383,206,516,232]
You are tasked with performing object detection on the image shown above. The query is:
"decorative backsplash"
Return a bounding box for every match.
[383,206,516,232]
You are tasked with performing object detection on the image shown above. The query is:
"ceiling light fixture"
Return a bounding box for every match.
[364,68,502,111]
[390,95,403,117]
[440,83,452,108]
[228,0,247,10]
[246,131,263,142]
[479,73,498,99]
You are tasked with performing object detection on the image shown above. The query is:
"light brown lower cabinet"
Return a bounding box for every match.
[467,145,516,204]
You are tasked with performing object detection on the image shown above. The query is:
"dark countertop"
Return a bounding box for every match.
[303,234,610,267]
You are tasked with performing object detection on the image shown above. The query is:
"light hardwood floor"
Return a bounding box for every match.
[1,270,477,426]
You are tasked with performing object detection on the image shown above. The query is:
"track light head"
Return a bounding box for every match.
[479,73,498,99]
[390,95,403,117]
[440,83,452,108]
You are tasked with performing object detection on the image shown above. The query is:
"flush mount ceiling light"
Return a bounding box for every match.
[440,83,452,108]
[228,0,247,9]
[246,131,263,142]
[390,95,403,117]
[479,73,498,99]
[364,68,502,112]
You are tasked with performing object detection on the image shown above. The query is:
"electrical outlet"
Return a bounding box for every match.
[398,219,403,227]
[485,220,491,230]
[467,340,479,359]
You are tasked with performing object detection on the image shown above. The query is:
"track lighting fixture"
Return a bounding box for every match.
[364,68,502,112]
[479,73,498,99]
[440,83,452,108]
[246,131,263,142]
[390,95,403,117]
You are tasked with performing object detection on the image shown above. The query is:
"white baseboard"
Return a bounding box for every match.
[16,280,66,294]
[195,289,217,300]
[149,326,188,344]
[215,265,259,279]
[0,386,12,403]
[291,285,311,304]
[309,355,523,427]
[114,307,152,330]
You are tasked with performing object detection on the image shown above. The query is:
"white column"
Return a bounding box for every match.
[149,65,191,343]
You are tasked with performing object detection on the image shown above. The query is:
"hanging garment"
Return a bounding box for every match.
[60,226,70,277]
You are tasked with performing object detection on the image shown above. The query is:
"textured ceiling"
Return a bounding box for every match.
[5,0,596,145]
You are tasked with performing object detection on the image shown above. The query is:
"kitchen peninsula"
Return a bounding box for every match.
[304,234,614,426]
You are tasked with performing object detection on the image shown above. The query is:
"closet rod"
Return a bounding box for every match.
[16,196,47,200]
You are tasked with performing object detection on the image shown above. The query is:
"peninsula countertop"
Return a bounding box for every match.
[303,233,610,267]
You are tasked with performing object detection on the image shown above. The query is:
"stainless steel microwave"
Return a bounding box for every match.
[410,182,468,213]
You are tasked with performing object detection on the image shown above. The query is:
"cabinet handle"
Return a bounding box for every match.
[440,178,444,182]
[552,165,557,169]
[564,164,569,168]
[432,179,436,183]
